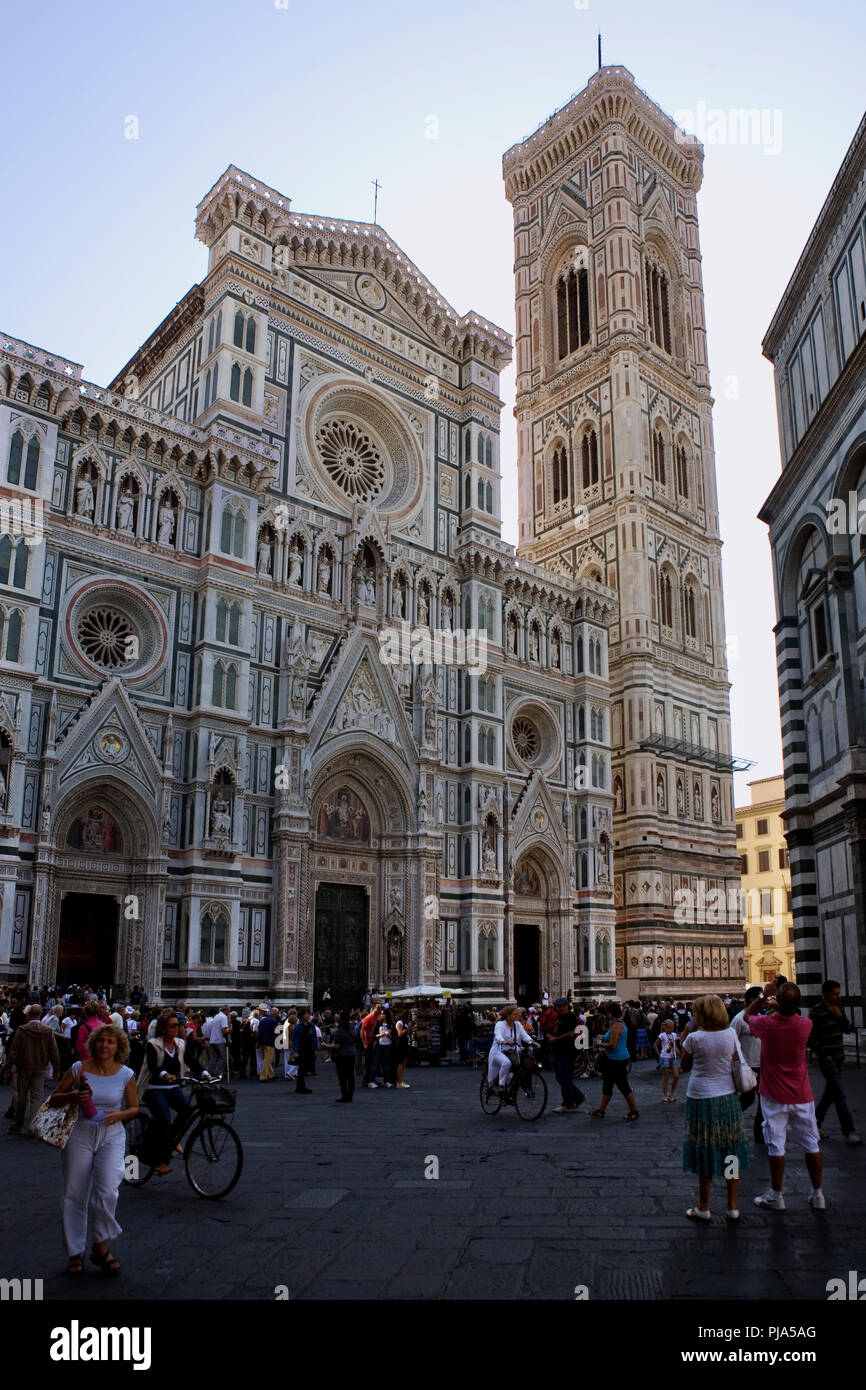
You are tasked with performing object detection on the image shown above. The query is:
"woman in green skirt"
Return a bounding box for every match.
[680,993,750,1221]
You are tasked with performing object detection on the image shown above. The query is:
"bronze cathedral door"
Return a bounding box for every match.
[314,884,369,1010]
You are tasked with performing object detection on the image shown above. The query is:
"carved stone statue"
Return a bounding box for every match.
[157,503,175,546]
[387,926,403,975]
[357,569,376,606]
[596,843,610,884]
[529,627,539,661]
[657,775,666,811]
[694,782,703,818]
[677,779,685,815]
[41,803,51,833]
[441,592,453,630]
[417,589,429,625]
[317,554,332,595]
[482,841,496,873]
[257,538,272,575]
[211,793,232,837]
[391,582,405,619]
[711,785,720,822]
[288,547,303,586]
[117,489,135,534]
[75,475,95,518]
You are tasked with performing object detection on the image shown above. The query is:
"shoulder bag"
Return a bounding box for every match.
[731,1035,757,1094]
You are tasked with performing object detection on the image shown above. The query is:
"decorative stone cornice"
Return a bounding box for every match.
[503,66,703,203]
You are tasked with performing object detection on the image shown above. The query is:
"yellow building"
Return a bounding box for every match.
[736,776,795,983]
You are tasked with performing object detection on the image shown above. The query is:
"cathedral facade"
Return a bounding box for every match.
[0,152,618,1007]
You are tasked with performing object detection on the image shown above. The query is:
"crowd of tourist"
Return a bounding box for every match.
[1,972,862,1276]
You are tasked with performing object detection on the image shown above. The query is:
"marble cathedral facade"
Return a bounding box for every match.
[503,67,745,995]
[0,160,618,1006]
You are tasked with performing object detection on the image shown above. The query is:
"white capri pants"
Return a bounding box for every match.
[488,1045,516,1088]
[61,1121,126,1256]
[760,1095,821,1157]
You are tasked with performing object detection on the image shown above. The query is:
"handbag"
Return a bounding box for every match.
[29,1098,79,1149]
[731,1037,757,1094]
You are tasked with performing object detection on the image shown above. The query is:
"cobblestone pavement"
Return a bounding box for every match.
[2,1057,864,1301]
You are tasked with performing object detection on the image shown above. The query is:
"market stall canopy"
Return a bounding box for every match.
[389,984,446,998]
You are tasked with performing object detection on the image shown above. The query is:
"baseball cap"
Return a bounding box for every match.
[554,997,568,1007]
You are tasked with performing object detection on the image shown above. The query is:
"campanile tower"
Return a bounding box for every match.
[503,67,745,996]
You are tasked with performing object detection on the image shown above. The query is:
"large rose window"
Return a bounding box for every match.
[508,702,561,772]
[315,419,385,502]
[77,608,138,670]
[512,716,540,762]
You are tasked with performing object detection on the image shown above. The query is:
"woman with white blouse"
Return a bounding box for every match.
[487,1004,536,1094]
[680,993,751,1222]
[49,1024,138,1276]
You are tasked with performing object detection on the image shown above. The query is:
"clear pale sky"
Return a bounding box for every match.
[3,0,864,803]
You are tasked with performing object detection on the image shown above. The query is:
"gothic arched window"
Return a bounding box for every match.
[557,264,590,359]
[242,368,253,408]
[676,444,690,499]
[551,444,569,505]
[220,504,246,559]
[230,362,241,402]
[245,317,256,354]
[4,609,21,662]
[485,481,493,512]
[659,571,674,629]
[200,910,228,965]
[581,430,599,490]
[645,258,672,353]
[485,437,492,469]
[652,429,666,487]
[233,310,244,348]
[7,431,23,485]
[684,584,698,640]
[477,477,485,509]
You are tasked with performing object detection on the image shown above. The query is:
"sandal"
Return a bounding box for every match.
[686,1207,712,1221]
[625,1111,640,1121]
[589,1108,606,1118]
[155,1163,172,1175]
[90,1246,121,1275]
[65,1253,84,1276]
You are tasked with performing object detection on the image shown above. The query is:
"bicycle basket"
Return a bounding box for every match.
[195,1083,236,1114]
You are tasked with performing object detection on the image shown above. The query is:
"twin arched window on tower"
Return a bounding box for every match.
[557,264,590,360]
[233,311,256,354]
[646,257,672,353]
[230,363,254,407]
[582,430,599,490]
[653,429,692,502]
[551,444,569,505]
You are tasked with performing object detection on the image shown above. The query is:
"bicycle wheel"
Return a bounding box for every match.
[479,1071,502,1115]
[185,1119,243,1199]
[514,1068,547,1121]
[123,1115,155,1186]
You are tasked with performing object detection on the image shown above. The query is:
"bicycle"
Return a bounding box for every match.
[480,1045,547,1120]
[123,1076,243,1199]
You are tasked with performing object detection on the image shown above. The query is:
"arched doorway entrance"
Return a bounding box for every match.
[307,750,413,1005]
[34,785,163,997]
[511,848,569,1004]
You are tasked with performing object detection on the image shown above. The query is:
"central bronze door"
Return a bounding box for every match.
[314,883,369,1010]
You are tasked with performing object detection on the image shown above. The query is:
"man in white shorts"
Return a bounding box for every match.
[742,982,824,1210]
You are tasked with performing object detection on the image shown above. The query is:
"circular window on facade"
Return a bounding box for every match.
[507,702,561,772]
[66,580,167,683]
[315,419,385,502]
[304,380,424,520]
[77,608,138,670]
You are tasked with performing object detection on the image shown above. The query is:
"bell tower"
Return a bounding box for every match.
[503,67,745,996]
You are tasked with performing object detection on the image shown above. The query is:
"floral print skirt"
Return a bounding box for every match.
[682,1093,751,1176]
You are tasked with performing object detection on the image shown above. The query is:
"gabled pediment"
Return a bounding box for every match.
[310,631,416,766]
[510,770,568,855]
[55,678,164,800]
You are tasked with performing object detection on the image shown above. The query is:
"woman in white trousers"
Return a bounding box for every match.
[487,1005,535,1093]
[49,1023,138,1276]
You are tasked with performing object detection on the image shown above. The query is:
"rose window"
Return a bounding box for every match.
[512,717,540,761]
[316,419,385,502]
[77,608,138,670]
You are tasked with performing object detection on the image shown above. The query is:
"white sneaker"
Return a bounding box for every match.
[846,1132,863,1146]
[753,1190,786,1210]
[809,1191,826,1209]
[368,1082,378,1089]
[385,1083,394,1089]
